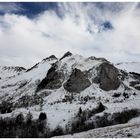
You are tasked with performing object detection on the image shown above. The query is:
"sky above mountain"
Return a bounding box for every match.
[0,2,140,68]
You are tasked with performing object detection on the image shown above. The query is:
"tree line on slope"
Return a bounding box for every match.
[0,112,64,138]
[0,102,139,138]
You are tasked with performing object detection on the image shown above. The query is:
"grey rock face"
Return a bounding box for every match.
[64,68,91,93]
[37,64,65,91]
[93,63,120,91]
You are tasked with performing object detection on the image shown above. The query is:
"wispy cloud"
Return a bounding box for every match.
[0,2,140,68]
[0,3,23,14]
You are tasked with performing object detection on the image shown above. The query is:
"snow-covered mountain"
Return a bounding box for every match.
[0,52,140,137]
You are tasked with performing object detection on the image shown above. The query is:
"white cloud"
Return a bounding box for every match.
[0,2,140,68]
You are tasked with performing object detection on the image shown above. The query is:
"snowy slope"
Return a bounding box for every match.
[115,62,140,74]
[0,53,140,136]
[0,55,57,100]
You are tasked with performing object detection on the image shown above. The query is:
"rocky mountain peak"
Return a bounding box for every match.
[42,55,57,62]
[60,51,72,61]
[36,54,122,93]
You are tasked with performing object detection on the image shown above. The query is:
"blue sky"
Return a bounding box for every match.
[0,2,140,67]
[0,3,125,17]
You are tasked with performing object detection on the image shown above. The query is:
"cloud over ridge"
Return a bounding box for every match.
[0,2,140,68]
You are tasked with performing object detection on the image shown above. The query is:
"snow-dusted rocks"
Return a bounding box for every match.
[37,53,121,93]
[0,66,26,79]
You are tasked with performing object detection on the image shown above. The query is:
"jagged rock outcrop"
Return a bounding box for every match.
[36,64,65,91]
[60,51,72,60]
[26,63,39,72]
[2,66,26,72]
[64,68,91,93]
[42,55,57,61]
[93,62,120,91]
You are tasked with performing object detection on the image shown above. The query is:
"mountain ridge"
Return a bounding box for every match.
[0,52,140,137]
